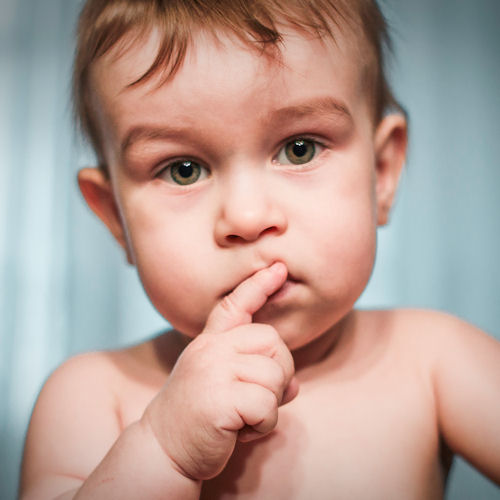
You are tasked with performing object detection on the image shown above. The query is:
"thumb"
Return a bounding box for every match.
[204,262,287,334]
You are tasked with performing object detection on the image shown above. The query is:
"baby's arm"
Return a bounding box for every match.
[431,312,500,483]
[20,263,297,499]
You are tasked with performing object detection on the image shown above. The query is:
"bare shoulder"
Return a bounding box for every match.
[30,345,152,417]
[361,308,500,483]
[29,349,126,427]
[25,331,177,441]
[21,333,179,498]
[34,329,184,399]
[359,307,499,354]
[41,349,124,395]
[353,307,500,381]
[21,351,125,494]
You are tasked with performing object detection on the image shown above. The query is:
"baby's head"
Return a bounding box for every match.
[75,0,407,348]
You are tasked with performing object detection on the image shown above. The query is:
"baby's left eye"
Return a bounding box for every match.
[276,138,321,166]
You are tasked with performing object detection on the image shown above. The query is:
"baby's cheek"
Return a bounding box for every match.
[135,253,210,336]
[318,215,377,293]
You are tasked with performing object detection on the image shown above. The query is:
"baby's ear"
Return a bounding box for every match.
[374,114,408,226]
[77,167,134,264]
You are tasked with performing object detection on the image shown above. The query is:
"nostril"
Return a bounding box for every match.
[226,226,277,243]
[261,226,278,237]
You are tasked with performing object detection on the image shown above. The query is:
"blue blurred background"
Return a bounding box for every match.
[1,0,499,498]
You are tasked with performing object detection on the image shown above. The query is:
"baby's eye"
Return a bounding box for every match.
[276,138,320,166]
[158,160,209,186]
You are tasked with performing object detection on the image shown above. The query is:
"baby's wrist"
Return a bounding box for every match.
[129,419,202,493]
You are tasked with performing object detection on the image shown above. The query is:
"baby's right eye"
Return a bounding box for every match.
[157,160,210,186]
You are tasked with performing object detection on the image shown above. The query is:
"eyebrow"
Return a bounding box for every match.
[120,96,352,157]
[120,125,193,159]
[266,96,352,125]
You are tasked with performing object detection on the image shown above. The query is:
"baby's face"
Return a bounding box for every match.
[90,27,398,349]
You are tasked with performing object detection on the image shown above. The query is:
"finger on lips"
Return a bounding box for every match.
[204,262,288,334]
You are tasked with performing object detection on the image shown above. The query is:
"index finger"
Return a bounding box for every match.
[203,262,287,334]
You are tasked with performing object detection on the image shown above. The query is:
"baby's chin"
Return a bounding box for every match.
[160,313,206,339]
[256,298,355,350]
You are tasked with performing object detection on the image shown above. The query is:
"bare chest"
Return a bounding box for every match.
[200,374,445,500]
[116,321,446,499]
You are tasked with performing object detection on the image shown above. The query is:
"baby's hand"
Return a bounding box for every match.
[141,262,298,481]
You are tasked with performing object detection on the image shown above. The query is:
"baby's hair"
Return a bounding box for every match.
[73,0,402,168]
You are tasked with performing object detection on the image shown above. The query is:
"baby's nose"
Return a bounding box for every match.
[214,179,287,246]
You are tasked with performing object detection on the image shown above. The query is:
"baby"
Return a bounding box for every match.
[20,0,500,498]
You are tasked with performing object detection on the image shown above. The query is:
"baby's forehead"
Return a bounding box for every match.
[91,26,372,170]
[94,23,369,103]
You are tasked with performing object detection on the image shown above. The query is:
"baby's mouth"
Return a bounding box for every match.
[220,271,300,300]
[267,274,300,301]
[281,273,300,288]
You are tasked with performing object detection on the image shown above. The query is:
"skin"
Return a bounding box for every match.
[20,26,500,500]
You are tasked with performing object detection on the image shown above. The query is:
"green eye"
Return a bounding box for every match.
[279,139,317,165]
[165,160,208,185]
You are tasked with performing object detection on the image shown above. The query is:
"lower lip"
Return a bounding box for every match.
[267,279,299,303]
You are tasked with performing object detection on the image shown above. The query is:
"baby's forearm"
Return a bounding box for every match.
[66,421,201,500]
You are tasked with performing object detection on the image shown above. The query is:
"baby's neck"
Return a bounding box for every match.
[147,309,358,376]
[291,309,356,372]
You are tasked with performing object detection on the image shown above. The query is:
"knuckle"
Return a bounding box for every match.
[269,361,286,389]
[186,334,212,358]
[283,350,295,378]
[260,388,279,415]
[217,295,251,325]
[181,336,229,378]
[219,294,239,316]
[259,324,280,342]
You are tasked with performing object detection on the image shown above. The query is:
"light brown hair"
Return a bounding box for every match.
[73,0,402,167]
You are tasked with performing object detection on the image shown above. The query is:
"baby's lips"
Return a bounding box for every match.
[219,262,290,300]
